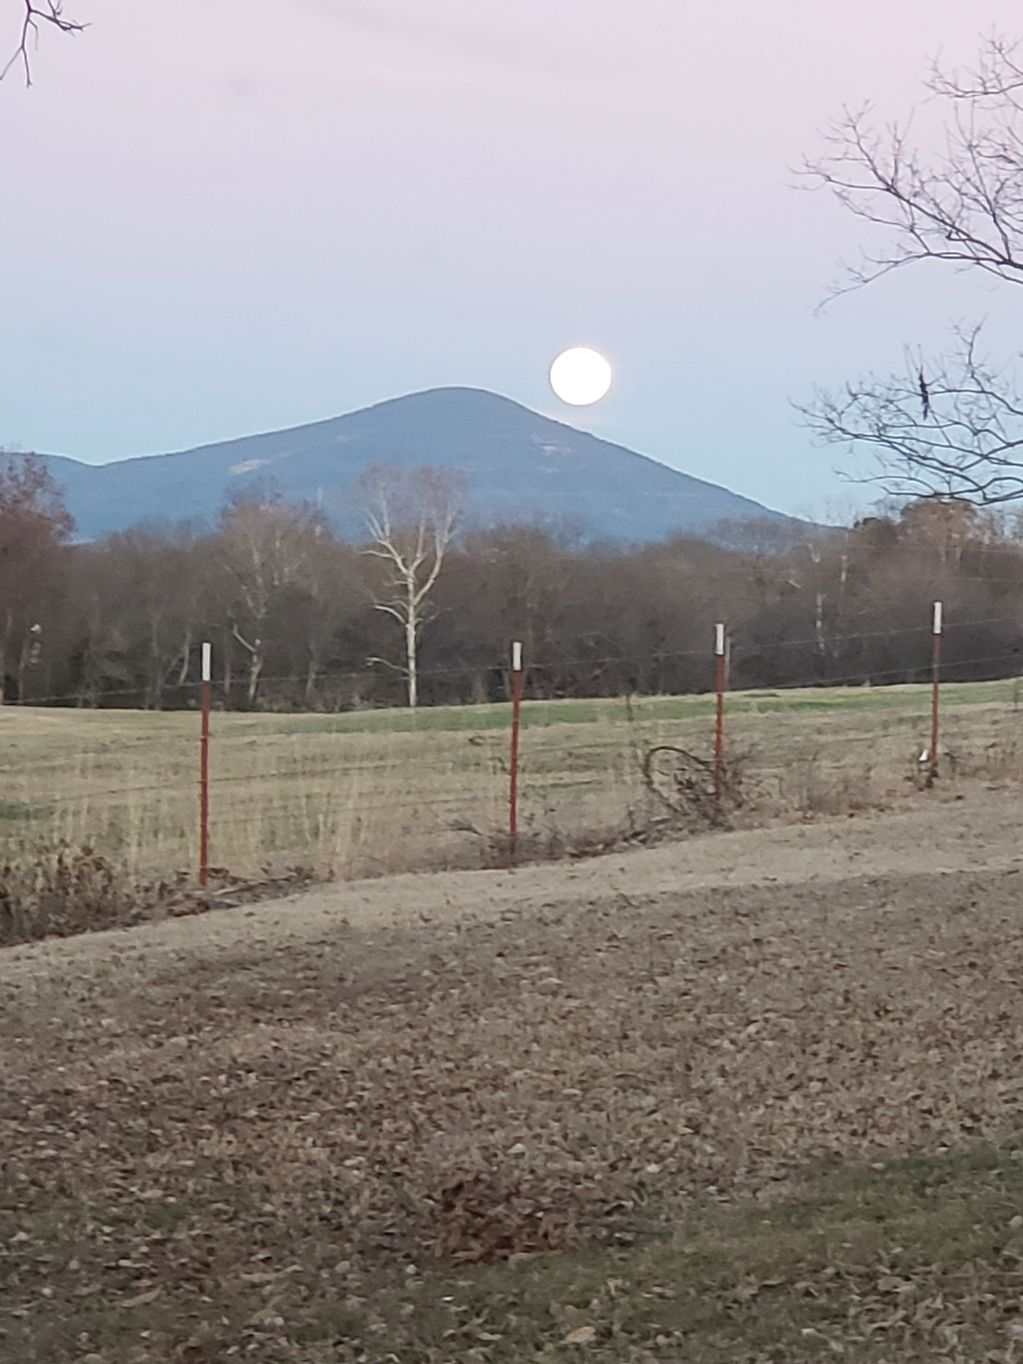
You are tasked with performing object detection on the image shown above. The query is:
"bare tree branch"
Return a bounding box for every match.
[2,0,87,86]
[929,33,1023,103]
[802,36,1023,303]
[804,34,1023,506]
[801,326,1023,505]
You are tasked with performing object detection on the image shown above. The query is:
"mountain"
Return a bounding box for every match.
[31,388,792,542]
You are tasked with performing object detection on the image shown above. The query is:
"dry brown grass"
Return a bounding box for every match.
[0,844,316,946]
[0,682,1021,904]
[3,793,1023,1360]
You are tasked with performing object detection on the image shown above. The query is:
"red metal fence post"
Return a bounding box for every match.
[714,622,726,804]
[509,641,523,851]
[929,601,942,785]
[199,641,211,887]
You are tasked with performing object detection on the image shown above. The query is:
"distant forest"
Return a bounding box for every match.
[1,454,1021,711]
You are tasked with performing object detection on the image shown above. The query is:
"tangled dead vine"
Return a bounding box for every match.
[641,744,748,826]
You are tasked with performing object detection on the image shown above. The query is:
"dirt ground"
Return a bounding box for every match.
[3,786,1023,1361]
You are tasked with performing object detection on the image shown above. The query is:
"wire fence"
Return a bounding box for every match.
[1,603,1022,887]
[9,608,1023,710]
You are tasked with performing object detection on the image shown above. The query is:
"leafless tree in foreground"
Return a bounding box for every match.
[358,464,465,709]
[803,326,1023,506]
[803,35,1023,505]
[2,0,87,85]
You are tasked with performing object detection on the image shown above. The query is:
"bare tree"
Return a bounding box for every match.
[100,529,204,708]
[358,464,465,709]
[0,452,73,702]
[803,35,1023,504]
[217,492,322,706]
[3,1,87,85]
[280,531,361,706]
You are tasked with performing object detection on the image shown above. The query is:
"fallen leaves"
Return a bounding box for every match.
[5,845,1023,1359]
[563,1324,598,1345]
[119,1286,162,1308]
[436,1172,576,1264]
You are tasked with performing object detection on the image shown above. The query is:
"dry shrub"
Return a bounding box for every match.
[898,739,1023,793]
[0,842,154,945]
[452,742,757,870]
[0,842,315,947]
[461,813,665,870]
[782,753,879,817]
[946,738,1023,783]
[774,738,1023,818]
[641,743,749,827]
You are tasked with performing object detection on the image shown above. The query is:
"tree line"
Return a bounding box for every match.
[1,453,1021,711]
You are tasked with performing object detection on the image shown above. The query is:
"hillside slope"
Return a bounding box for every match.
[33,388,789,541]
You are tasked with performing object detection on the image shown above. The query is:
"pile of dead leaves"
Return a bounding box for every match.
[435,1171,576,1263]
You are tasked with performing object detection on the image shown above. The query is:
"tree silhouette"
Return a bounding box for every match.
[3,1,87,85]
[804,35,1023,504]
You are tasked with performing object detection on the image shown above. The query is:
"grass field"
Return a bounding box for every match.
[3,793,1023,1361]
[1,678,1021,893]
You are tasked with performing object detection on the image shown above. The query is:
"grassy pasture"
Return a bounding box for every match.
[0,678,1020,883]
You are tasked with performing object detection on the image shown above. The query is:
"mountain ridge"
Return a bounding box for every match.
[25,387,792,542]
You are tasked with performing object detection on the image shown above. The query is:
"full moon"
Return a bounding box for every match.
[549,347,613,406]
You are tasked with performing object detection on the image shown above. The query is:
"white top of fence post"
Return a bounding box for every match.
[201,641,212,682]
[932,602,943,636]
[715,623,726,657]
[512,641,523,672]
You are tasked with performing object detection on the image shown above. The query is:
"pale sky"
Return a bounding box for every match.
[2,0,1021,518]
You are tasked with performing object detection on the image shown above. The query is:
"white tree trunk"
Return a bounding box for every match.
[247,650,262,705]
[405,612,418,709]
[176,626,193,687]
[231,625,263,706]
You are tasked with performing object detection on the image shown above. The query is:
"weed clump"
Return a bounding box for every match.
[0,842,151,944]
[0,843,313,946]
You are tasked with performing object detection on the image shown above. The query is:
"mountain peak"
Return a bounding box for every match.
[356,385,524,409]
[339,385,552,434]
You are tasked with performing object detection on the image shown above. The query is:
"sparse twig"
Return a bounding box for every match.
[2,0,87,86]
